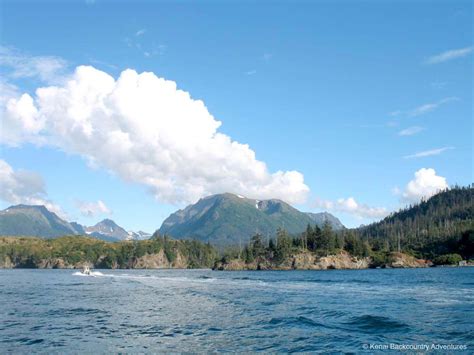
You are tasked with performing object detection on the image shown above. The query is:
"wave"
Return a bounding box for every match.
[344,315,409,332]
[72,271,104,277]
[46,307,108,317]
[268,316,328,329]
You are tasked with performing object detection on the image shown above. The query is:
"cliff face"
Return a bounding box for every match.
[0,250,191,269]
[388,252,432,268]
[214,251,429,271]
[128,250,188,269]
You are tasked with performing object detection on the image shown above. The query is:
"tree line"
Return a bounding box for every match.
[221,186,474,265]
[0,235,217,269]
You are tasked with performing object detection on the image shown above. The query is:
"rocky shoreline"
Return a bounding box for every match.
[0,249,191,269]
[213,251,433,271]
[2,250,470,270]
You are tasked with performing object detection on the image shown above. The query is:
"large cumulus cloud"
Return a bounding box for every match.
[1,66,309,204]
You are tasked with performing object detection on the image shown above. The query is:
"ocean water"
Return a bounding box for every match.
[0,268,472,353]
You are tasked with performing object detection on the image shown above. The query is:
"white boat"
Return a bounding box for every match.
[82,266,91,275]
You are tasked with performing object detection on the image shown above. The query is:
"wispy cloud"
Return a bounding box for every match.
[88,58,118,70]
[425,46,473,64]
[390,97,459,118]
[409,97,459,116]
[398,126,425,136]
[125,36,166,58]
[0,159,65,217]
[245,69,257,76]
[135,29,146,37]
[76,200,112,217]
[403,146,454,159]
[0,46,68,84]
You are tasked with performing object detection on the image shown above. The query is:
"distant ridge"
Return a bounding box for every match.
[0,205,150,241]
[0,205,81,238]
[85,219,151,241]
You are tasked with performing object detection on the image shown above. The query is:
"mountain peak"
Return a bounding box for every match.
[85,218,128,241]
[159,193,344,247]
[0,204,81,238]
[95,218,119,227]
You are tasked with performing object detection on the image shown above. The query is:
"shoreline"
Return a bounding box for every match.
[1,264,472,271]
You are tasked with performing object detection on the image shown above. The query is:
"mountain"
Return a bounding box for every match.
[158,193,343,247]
[85,219,129,241]
[0,205,151,242]
[85,219,151,241]
[306,212,345,230]
[70,222,85,234]
[127,230,152,240]
[0,205,82,238]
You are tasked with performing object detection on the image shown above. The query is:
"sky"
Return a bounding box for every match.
[0,0,472,232]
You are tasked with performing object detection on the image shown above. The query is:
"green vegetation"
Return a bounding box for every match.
[158,193,343,248]
[219,221,370,267]
[1,186,472,269]
[219,187,474,266]
[354,186,473,260]
[0,235,217,269]
[433,254,463,266]
[0,205,81,238]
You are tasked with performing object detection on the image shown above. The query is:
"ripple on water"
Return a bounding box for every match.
[46,307,109,317]
[268,316,329,329]
[0,268,472,353]
[344,315,410,333]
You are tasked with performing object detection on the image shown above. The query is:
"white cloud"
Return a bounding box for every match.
[401,168,448,203]
[0,46,68,84]
[408,97,458,117]
[245,69,257,75]
[425,46,473,64]
[135,29,146,36]
[1,65,309,205]
[1,93,45,146]
[398,126,425,136]
[404,146,454,159]
[0,79,19,106]
[76,200,112,217]
[390,97,459,118]
[0,159,63,216]
[313,197,388,219]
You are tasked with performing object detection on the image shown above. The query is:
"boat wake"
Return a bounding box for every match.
[72,271,105,277]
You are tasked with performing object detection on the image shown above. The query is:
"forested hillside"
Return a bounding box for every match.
[217,186,473,270]
[0,235,217,269]
[353,186,473,259]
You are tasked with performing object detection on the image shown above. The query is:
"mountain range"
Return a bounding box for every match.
[0,193,343,246]
[0,205,150,242]
[0,205,82,238]
[158,193,343,247]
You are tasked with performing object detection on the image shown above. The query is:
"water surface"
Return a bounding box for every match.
[0,268,472,352]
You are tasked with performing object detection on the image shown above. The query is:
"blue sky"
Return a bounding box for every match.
[0,0,472,232]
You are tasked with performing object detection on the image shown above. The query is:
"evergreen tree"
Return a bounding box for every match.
[275,228,292,262]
